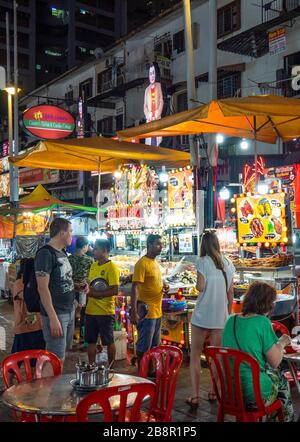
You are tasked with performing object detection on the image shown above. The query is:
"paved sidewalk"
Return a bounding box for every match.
[1,300,300,422]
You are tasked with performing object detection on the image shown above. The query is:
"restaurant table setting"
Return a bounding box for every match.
[2,359,154,419]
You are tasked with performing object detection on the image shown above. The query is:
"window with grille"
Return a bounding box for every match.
[115,114,123,131]
[79,78,93,100]
[217,0,241,38]
[173,30,185,54]
[97,117,114,136]
[98,69,113,93]
[217,72,241,99]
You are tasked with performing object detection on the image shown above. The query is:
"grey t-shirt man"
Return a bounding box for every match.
[35,246,75,316]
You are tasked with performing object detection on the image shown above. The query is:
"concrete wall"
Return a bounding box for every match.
[20,0,300,156]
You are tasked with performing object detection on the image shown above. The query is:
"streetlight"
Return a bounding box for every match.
[4,85,21,203]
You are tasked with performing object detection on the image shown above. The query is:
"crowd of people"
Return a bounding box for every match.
[9,218,295,421]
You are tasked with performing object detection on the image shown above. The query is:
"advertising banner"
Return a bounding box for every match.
[178,233,193,254]
[269,27,286,56]
[168,170,193,210]
[236,193,288,244]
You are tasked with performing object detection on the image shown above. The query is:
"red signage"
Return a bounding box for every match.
[1,141,9,158]
[22,105,75,139]
[19,168,60,187]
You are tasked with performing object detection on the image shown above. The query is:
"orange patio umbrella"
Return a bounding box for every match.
[117,95,300,186]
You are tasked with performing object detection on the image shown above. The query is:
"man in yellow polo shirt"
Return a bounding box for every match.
[131,234,165,365]
[85,239,119,366]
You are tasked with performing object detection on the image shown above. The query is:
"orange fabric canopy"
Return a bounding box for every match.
[117,95,300,144]
[9,137,190,171]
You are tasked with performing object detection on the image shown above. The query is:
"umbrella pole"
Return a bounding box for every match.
[254,116,258,191]
[97,160,102,230]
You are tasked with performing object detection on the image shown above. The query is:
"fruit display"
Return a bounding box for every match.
[227,254,294,268]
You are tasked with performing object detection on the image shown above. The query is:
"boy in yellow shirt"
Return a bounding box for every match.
[131,234,166,366]
[86,239,120,365]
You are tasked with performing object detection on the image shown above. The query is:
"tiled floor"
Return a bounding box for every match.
[0,299,300,423]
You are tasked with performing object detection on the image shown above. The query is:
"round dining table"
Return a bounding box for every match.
[2,373,154,419]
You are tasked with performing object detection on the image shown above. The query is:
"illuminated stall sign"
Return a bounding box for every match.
[235,193,289,245]
[22,105,75,139]
[0,173,9,197]
[0,141,9,158]
[19,168,60,187]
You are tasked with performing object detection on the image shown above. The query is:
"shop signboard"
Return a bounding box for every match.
[178,233,193,254]
[19,168,59,187]
[0,157,10,173]
[22,105,75,139]
[0,141,9,158]
[236,193,289,245]
[0,173,9,197]
[269,27,286,56]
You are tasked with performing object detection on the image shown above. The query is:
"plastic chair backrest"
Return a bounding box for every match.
[2,349,62,388]
[204,346,266,413]
[271,320,290,337]
[139,345,183,421]
[76,382,156,422]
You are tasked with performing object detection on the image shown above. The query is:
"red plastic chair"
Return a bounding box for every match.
[204,346,284,422]
[2,349,62,422]
[271,320,290,337]
[139,345,183,422]
[76,383,156,422]
[271,320,300,384]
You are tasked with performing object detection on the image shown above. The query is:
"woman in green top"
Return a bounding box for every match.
[222,282,294,422]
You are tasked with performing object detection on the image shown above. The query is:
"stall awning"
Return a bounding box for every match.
[117,95,300,144]
[9,137,190,171]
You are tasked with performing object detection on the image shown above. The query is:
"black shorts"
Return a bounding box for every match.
[85,314,115,346]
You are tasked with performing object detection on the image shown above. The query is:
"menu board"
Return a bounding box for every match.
[236,193,288,244]
[178,233,193,253]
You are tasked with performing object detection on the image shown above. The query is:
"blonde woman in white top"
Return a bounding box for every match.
[186,230,235,408]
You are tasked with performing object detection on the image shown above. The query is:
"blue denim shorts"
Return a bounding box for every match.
[136,317,161,353]
[41,309,75,360]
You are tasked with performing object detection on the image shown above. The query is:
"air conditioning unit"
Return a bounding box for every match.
[105,56,115,68]
[94,47,104,59]
[286,0,300,11]
[171,49,178,58]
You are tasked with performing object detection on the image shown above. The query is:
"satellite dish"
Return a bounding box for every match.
[94,48,104,59]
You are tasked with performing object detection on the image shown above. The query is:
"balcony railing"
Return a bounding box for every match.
[262,0,300,23]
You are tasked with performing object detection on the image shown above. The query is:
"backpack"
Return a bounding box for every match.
[23,245,59,313]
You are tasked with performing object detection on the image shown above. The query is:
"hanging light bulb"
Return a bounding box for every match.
[240,139,249,150]
[257,183,269,195]
[216,134,224,144]
[219,186,230,201]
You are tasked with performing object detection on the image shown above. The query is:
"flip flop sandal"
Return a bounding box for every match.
[185,397,200,409]
[208,392,217,401]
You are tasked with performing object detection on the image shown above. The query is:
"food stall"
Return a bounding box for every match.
[0,185,98,301]
[106,163,199,356]
[228,190,298,329]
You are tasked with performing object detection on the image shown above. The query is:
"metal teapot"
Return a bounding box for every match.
[75,360,114,387]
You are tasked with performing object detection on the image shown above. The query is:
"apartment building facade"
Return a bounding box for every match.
[14,0,300,200]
